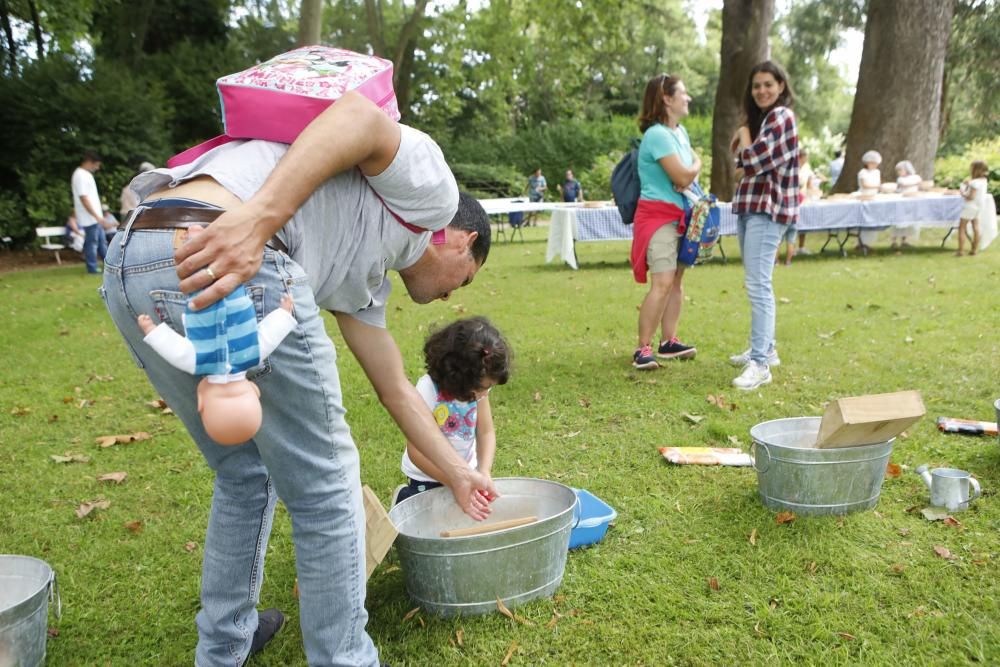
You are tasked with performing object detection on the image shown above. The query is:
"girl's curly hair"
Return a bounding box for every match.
[424,316,511,402]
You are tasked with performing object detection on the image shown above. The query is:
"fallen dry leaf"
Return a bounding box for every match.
[727,435,741,446]
[933,545,957,561]
[578,398,591,408]
[47,627,59,637]
[124,520,143,534]
[749,528,758,546]
[97,472,127,484]
[496,597,515,620]
[96,432,152,448]
[769,598,780,609]
[943,517,962,528]
[455,628,464,647]
[707,577,720,591]
[885,463,902,478]
[75,499,111,519]
[838,632,856,641]
[921,507,951,522]
[682,413,704,424]
[754,621,766,637]
[184,541,197,553]
[806,561,818,574]
[891,563,906,574]
[898,527,911,536]
[533,391,541,401]
[10,406,31,416]
[51,453,90,464]
[402,607,420,622]
[545,611,562,629]
[501,641,518,666]
[775,512,796,525]
[778,297,791,304]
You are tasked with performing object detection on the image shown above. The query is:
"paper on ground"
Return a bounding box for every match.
[659,447,752,466]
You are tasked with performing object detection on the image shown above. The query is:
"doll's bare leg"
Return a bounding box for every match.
[137,313,157,335]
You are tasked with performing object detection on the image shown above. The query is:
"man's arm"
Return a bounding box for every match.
[175,92,403,311]
[335,313,495,519]
[79,195,103,222]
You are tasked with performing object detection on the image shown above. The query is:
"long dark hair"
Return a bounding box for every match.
[742,61,795,141]
[639,73,682,133]
[424,316,511,402]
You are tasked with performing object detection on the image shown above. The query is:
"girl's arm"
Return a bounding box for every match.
[739,108,797,178]
[475,395,497,476]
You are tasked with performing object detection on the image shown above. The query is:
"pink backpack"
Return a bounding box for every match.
[168,46,399,168]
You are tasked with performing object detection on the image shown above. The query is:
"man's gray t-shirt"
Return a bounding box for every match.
[130,125,459,328]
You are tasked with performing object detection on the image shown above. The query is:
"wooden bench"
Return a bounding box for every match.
[36,226,67,264]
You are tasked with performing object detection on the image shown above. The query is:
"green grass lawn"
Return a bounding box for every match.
[2,225,999,666]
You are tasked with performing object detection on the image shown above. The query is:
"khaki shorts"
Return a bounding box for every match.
[647,223,680,274]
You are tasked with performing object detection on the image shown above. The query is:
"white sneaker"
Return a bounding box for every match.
[732,361,772,391]
[728,348,780,367]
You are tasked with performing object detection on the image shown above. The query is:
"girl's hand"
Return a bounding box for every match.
[476,470,498,502]
[449,468,497,521]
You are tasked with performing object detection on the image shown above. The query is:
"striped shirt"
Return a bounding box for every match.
[186,287,261,376]
[733,106,800,224]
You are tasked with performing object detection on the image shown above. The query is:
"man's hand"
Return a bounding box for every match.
[174,205,277,310]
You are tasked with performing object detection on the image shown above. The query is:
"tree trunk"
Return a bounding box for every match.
[834,0,955,192]
[710,0,774,201]
[26,0,42,59]
[391,0,428,119]
[297,0,323,47]
[0,0,17,74]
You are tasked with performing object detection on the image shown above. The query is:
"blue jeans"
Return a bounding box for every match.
[83,223,107,273]
[101,227,379,667]
[737,213,785,364]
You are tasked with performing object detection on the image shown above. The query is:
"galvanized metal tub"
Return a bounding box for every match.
[0,555,60,667]
[388,477,577,617]
[750,417,894,516]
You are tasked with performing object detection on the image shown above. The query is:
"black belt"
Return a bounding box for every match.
[120,206,288,254]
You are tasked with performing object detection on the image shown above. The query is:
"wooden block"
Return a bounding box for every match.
[815,390,926,448]
[362,485,398,579]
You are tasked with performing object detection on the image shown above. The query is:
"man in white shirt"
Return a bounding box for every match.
[69,150,106,273]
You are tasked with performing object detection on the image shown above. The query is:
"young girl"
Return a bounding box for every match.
[890,160,922,250]
[394,317,512,505]
[957,160,994,256]
[729,60,799,391]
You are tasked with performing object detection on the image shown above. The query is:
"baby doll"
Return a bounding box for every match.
[138,290,297,445]
[857,150,882,195]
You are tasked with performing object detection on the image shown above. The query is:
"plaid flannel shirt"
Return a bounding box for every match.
[733,106,800,224]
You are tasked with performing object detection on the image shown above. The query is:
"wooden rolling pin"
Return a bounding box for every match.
[440,516,537,538]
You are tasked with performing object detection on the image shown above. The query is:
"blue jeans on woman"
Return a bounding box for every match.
[83,222,107,273]
[737,213,786,364]
[101,225,379,667]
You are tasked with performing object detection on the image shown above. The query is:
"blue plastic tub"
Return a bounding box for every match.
[569,489,616,549]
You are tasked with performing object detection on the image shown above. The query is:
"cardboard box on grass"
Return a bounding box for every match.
[815,390,926,449]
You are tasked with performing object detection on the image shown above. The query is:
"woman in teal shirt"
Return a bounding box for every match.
[629,73,702,370]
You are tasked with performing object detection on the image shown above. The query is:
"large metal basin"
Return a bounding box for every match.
[0,555,59,667]
[750,417,894,516]
[388,477,576,616]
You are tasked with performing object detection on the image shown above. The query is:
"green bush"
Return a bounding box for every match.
[450,162,525,199]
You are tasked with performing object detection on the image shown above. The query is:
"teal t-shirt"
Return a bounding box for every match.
[638,123,694,209]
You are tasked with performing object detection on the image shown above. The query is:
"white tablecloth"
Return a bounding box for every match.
[545,195,965,268]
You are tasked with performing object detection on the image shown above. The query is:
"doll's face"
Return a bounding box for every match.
[864,161,879,170]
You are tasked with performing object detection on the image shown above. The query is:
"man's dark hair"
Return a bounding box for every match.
[82,150,101,163]
[424,316,511,402]
[448,191,491,265]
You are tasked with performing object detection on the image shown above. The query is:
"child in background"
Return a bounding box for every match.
[890,160,922,250]
[856,150,882,251]
[957,160,994,256]
[394,317,512,505]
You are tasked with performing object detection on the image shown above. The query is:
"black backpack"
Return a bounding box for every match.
[610,142,641,224]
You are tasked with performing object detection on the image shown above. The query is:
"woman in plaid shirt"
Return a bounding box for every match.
[729,61,800,391]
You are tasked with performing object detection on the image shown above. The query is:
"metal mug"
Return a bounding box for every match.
[916,465,981,512]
